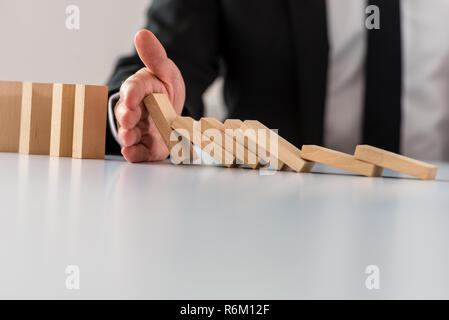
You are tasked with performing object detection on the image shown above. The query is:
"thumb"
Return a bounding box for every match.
[134,29,177,84]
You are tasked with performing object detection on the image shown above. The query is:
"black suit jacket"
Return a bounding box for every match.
[106,0,330,155]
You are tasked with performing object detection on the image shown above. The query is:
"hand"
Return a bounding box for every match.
[114,30,185,162]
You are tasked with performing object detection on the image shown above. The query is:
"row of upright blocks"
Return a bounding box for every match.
[0,80,108,159]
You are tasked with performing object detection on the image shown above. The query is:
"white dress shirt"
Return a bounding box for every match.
[324,0,449,161]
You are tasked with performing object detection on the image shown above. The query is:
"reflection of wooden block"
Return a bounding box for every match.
[241,120,314,172]
[72,84,108,159]
[0,81,22,152]
[50,84,76,157]
[19,82,53,155]
[354,145,438,180]
[172,116,233,168]
[143,93,178,151]
[301,145,383,177]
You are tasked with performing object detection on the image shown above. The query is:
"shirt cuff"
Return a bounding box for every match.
[108,92,121,146]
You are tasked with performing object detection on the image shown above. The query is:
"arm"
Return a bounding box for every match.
[106,0,221,160]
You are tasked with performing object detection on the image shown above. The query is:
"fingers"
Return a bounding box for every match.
[120,68,167,112]
[120,125,170,163]
[114,100,142,130]
[121,134,168,163]
[121,144,150,163]
[134,30,180,84]
[118,127,142,147]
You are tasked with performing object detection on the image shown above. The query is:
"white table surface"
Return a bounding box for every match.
[0,152,448,299]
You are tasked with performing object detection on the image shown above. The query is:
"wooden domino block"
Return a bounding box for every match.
[50,84,76,157]
[0,81,22,152]
[237,121,279,169]
[219,118,261,169]
[222,119,260,169]
[200,118,236,166]
[19,82,53,155]
[301,145,383,177]
[72,84,108,159]
[354,145,438,180]
[200,117,229,148]
[241,120,314,172]
[172,116,234,167]
[223,119,247,168]
[143,93,178,151]
[223,119,243,130]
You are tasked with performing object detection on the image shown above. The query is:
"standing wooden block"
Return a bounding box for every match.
[19,82,53,155]
[72,84,108,159]
[50,84,76,157]
[172,116,234,168]
[0,81,22,152]
[354,145,438,180]
[301,145,383,177]
[143,93,178,151]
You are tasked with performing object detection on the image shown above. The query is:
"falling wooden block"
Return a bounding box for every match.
[143,93,178,151]
[221,119,260,169]
[354,145,438,180]
[236,121,278,169]
[19,82,53,155]
[0,81,22,152]
[223,119,243,130]
[241,120,314,172]
[50,83,76,157]
[172,116,234,167]
[301,145,383,177]
[200,118,229,149]
[72,84,108,159]
[200,118,236,166]
[223,119,245,168]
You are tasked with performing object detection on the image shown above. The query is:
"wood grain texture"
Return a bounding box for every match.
[0,81,22,152]
[354,145,438,180]
[200,118,235,166]
[72,84,108,159]
[50,84,76,157]
[172,116,233,167]
[301,145,383,177]
[223,119,243,130]
[222,119,260,169]
[241,120,314,172]
[223,119,248,168]
[143,93,178,151]
[19,82,53,155]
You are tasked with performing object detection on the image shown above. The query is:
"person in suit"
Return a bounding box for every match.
[106,0,449,163]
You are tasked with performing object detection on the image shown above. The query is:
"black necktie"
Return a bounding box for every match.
[363,0,402,153]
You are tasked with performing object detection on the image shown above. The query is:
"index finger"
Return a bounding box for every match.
[120,68,166,111]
